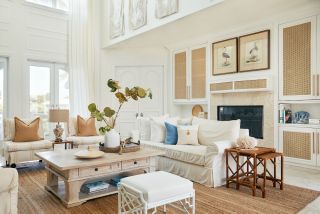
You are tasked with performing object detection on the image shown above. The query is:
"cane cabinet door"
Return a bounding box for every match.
[279,16,318,100]
[279,126,317,166]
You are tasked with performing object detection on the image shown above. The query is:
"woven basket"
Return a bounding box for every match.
[99,144,140,154]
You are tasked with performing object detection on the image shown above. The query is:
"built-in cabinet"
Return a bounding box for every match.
[173,45,207,103]
[279,126,320,166]
[278,15,320,169]
[279,16,319,101]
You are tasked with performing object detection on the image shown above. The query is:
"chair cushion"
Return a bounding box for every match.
[13,117,42,142]
[141,141,208,166]
[4,140,52,152]
[77,116,97,136]
[120,171,193,203]
[66,136,104,146]
[4,118,44,141]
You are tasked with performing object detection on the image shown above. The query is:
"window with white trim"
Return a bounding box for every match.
[26,0,69,11]
[28,61,69,138]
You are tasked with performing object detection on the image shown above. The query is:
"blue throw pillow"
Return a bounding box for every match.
[164,122,178,145]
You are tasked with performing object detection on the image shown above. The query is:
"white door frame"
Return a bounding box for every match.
[0,57,8,119]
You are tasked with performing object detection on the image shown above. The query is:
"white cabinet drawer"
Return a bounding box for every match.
[121,158,149,170]
[78,163,121,177]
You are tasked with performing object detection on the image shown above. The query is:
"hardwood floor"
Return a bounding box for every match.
[16,163,320,214]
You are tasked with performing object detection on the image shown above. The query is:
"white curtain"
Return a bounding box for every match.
[68,0,95,117]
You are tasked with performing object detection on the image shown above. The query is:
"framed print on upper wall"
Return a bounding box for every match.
[129,0,147,30]
[212,38,238,75]
[109,0,124,39]
[238,30,270,72]
[155,0,179,19]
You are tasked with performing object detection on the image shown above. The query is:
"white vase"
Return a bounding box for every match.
[104,129,120,148]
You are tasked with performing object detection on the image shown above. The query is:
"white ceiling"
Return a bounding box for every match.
[108,0,320,49]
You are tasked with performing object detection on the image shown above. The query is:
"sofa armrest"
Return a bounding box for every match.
[0,168,18,193]
[206,140,234,155]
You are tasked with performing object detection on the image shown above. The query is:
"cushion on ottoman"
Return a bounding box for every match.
[120,171,193,203]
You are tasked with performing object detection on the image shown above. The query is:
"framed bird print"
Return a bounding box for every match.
[238,30,270,72]
[212,38,238,75]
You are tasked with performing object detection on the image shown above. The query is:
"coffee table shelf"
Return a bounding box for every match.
[46,181,118,205]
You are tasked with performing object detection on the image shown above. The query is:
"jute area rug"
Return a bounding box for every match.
[17,164,320,214]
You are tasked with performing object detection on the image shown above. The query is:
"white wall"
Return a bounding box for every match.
[0,0,68,118]
[101,0,223,47]
[97,47,169,113]
[94,0,320,121]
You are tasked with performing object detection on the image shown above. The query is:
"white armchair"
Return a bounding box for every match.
[3,118,52,167]
[0,168,18,214]
[66,117,104,148]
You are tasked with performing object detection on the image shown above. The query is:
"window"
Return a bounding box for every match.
[0,57,7,140]
[29,61,69,138]
[26,0,69,11]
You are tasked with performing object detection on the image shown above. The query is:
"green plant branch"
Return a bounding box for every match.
[88,79,152,134]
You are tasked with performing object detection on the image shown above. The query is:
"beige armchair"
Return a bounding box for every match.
[3,118,52,167]
[0,168,18,214]
[66,117,104,148]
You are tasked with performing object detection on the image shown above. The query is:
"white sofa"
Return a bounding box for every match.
[0,168,18,214]
[139,117,248,187]
[66,117,104,148]
[3,118,52,167]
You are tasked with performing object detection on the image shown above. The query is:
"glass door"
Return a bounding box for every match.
[28,61,69,138]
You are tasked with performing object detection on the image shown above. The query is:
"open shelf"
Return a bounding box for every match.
[278,123,320,129]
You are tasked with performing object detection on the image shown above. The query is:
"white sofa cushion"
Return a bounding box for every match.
[177,125,199,145]
[150,115,178,142]
[142,140,212,166]
[120,171,193,203]
[0,168,18,214]
[192,117,240,146]
[137,117,151,141]
[4,140,52,152]
[66,136,104,146]
[4,118,44,141]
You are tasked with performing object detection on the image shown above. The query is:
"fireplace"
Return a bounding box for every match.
[217,105,263,139]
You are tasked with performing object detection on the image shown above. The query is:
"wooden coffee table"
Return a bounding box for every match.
[35,148,165,208]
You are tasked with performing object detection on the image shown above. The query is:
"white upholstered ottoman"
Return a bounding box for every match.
[118,171,195,214]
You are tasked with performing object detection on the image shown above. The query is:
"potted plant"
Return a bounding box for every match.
[88,79,152,148]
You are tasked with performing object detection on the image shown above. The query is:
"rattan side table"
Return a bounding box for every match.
[225,147,275,197]
[257,152,284,198]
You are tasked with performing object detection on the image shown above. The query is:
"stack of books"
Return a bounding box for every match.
[110,175,127,186]
[80,181,110,194]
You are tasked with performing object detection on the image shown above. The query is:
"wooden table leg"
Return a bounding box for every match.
[226,151,229,188]
[64,180,85,204]
[262,159,266,198]
[273,157,277,187]
[47,170,58,187]
[236,152,240,190]
[281,155,284,190]
[253,156,257,196]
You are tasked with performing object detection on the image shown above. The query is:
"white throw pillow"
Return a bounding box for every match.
[150,115,178,142]
[192,117,240,146]
[137,117,151,140]
[177,117,193,126]
[177,125,199,145]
